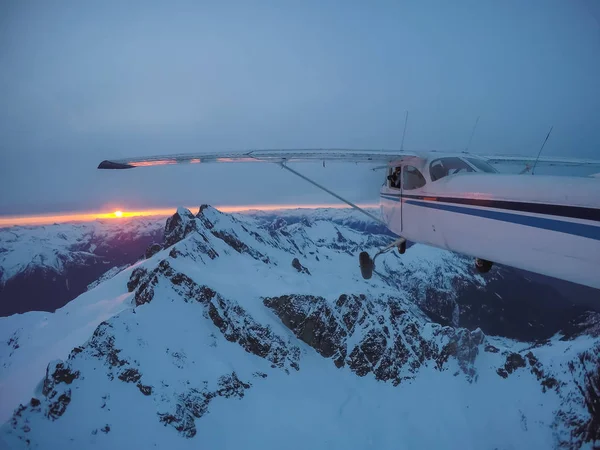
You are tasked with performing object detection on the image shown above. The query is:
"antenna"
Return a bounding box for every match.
[531,126,554,175]
[465,115,480,152]
[400,111,409,151]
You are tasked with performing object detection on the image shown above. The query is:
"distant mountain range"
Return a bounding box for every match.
[0,218,165,316]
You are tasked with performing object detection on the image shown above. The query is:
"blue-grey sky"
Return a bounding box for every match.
[1,0,599,215]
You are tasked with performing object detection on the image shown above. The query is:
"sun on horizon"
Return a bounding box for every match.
[114,210,123,218]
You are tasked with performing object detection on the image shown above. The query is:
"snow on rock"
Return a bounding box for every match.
[1,206,599,449]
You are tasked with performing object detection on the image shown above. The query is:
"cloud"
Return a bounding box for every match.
[1,0,599,214]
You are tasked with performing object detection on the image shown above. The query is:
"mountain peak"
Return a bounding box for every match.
[164,207,199,248]
[196,204,217,216]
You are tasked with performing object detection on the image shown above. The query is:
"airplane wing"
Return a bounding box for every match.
[480,154,600,176]
[98,149,416,169]
[483,155,600,167]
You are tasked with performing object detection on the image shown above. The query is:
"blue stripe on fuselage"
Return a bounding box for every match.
[379,195,600,241]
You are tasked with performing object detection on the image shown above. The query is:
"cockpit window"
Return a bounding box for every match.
[402,165,426,190]
[429,157,475,181]
[386,167,402,189]
[464,157,498,173]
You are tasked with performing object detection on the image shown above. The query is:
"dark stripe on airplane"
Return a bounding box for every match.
[404,200,600,241]
[381,194,600,241]
[381,193,600,223]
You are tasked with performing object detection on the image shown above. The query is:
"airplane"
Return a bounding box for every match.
[98,149,600,290]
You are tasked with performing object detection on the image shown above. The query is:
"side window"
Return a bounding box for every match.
[403,165,426,190]
[429,157,475,181]
[387,167,402,189]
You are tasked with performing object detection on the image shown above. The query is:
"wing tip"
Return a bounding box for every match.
[98,160,135,170]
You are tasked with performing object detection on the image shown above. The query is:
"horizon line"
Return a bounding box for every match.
[0,203,379,227]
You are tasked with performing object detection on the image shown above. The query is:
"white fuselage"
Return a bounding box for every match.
[380,156,600,289]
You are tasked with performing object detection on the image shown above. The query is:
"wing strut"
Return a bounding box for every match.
[278,163,386,226]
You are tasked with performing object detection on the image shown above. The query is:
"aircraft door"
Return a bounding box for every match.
[385,166,403,232]
[400,165,427,242]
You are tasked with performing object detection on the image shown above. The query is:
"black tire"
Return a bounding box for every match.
[359,252,374,279]
[398,241,406,255]
[475,258,493,274]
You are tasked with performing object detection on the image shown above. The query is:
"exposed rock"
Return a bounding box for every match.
[263,295,345,359]
[525,352,559,393]
[291,258,310,275]
[145,243,162,259]
[216,372,251,398]
[554,344,600,448]
[87,322,129,371]
[505,353,526,374]
[560,311,600,341]
[208,295,300,371]
[118,368,142,383]
[158,372,251,438]
[127,267,148,292]
[137,384,153,396]
[129,260,174,306]
[42,361,80,397]
[47,391,71,421]
[264,294,485,384]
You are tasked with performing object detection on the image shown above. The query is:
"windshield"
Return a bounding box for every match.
[465,157,498,173]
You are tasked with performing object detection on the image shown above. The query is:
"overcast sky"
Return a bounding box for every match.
[1,0,599,215]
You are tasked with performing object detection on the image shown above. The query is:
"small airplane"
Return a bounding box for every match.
[98,149,600,289]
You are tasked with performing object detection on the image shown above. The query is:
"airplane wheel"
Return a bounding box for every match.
[475,258,493,274]
[359,252,374,280]
[397,241,406,255]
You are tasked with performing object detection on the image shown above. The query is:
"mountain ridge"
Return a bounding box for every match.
[1,206,599,449]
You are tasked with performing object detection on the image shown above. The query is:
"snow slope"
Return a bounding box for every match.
[1,206,598,449]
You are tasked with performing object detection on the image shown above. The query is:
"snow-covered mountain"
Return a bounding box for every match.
[0,218,165,316]
[1,206,599,449]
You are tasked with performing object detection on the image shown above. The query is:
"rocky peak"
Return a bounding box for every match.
[164,207,199,248]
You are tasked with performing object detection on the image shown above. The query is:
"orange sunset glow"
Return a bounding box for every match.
[0,203,379,227]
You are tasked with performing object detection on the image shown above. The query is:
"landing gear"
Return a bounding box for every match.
[359,237,407,280]
[397,240,406,255]
[475,258,493,274]
[359,252,375,279]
